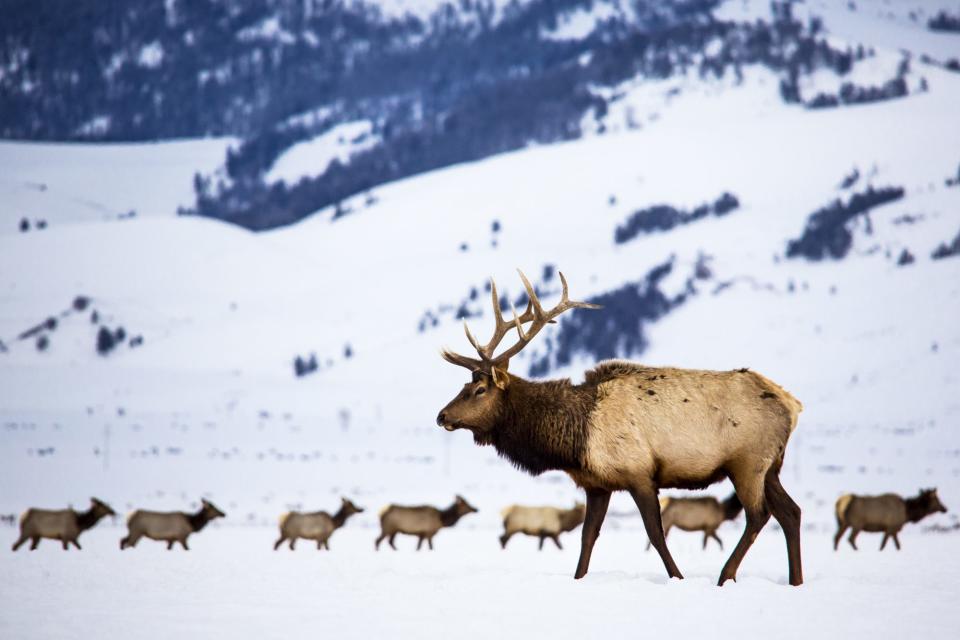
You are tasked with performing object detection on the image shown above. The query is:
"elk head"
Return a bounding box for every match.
[90,497,116,518]
[201,499,226,520]
[341,497,365,515]
[436,270,599,445]
[454,495,478,516]
[922,488,948,514]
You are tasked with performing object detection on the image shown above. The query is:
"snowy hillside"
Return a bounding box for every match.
[2,1,960,638]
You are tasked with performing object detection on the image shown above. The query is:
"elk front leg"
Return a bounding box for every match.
[630,488,683,580]
[574,488,611,579]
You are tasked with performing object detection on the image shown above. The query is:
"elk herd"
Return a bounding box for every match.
[5,271,952,587]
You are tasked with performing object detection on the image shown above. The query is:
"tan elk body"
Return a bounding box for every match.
[12,498,115,551]
[834,489,947,551]
[375,495,477,550]
[500,502,585,549]
[648,493,742,550]
[121,499,225,550]
[275,498,364,550]
[437,270,804,586]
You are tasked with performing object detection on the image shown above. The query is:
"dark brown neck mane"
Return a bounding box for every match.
[490,376,595,475]
[905,494,936,523]
[75,506,107,531]
[188,508,215,532]
[331,505,355,529]
[440,503,467,527]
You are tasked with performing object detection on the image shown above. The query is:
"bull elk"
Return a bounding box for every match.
[500,502,585,550]
[274,498,364,550]
[120,499,225,550]
[436,270,804,586]
[375,495,477,550]
[645,493,743,551]
[12,498,115,551]
[833,488,947,551]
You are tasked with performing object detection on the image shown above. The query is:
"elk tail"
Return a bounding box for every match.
[722,492,743,521]
[658,496,671,511]
[378,505,393,521]
[835,494,854,526]
[500,505,515,520]
[278,512,291,528]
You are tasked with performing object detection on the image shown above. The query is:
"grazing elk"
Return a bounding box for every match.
[645,493,742,551]
[500,502,585,550]
[436,270,804,586]
[12,498,115,551]
[274,498,364,550]
[833,489,947,551]
[120,499,225,550]
[375,495,477,550]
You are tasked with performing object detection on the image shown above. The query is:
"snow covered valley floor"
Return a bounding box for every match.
[2,527,958,639]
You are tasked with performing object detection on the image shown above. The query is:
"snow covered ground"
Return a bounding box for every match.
[3,527,959,639]
[2,1,960,637]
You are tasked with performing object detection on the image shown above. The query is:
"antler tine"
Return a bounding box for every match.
[440,348,484,371]
[517,269,544,318]
[559,271,602,311]
[509,299,527,341]
[463,320,483,353]
[489,277,505,326]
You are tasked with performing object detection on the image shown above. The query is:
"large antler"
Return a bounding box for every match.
[442,270,600,371]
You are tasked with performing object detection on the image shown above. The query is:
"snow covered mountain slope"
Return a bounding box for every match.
[2,59,957,521]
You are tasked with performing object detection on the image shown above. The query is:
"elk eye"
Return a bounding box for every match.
[475,387,486,396]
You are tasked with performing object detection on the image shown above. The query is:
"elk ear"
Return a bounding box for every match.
[491,365,510,390]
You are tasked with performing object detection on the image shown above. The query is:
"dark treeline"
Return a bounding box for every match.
[786,186,905,261]
[614,193,739,244]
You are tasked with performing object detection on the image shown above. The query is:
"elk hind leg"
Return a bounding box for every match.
[848,528,860,550]
[719,471,769,586]
[551,534,563,550]
[892,532,901,550]
[630,487,683,580]
[274,535,287,550]
[833,522,848,551]
[710,530,723,550]
[574,488,611,579]
[764,467,803,586]
[12,534,28,551]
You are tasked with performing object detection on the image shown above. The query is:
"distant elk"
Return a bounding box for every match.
[375,495,477,550]
[437,270,804,585]
[275,498,364,550]
[500,502,585,550]
[12,497,115,551]
[833,489,947,551]
[120,499,225,550]
[645,493,742,551]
